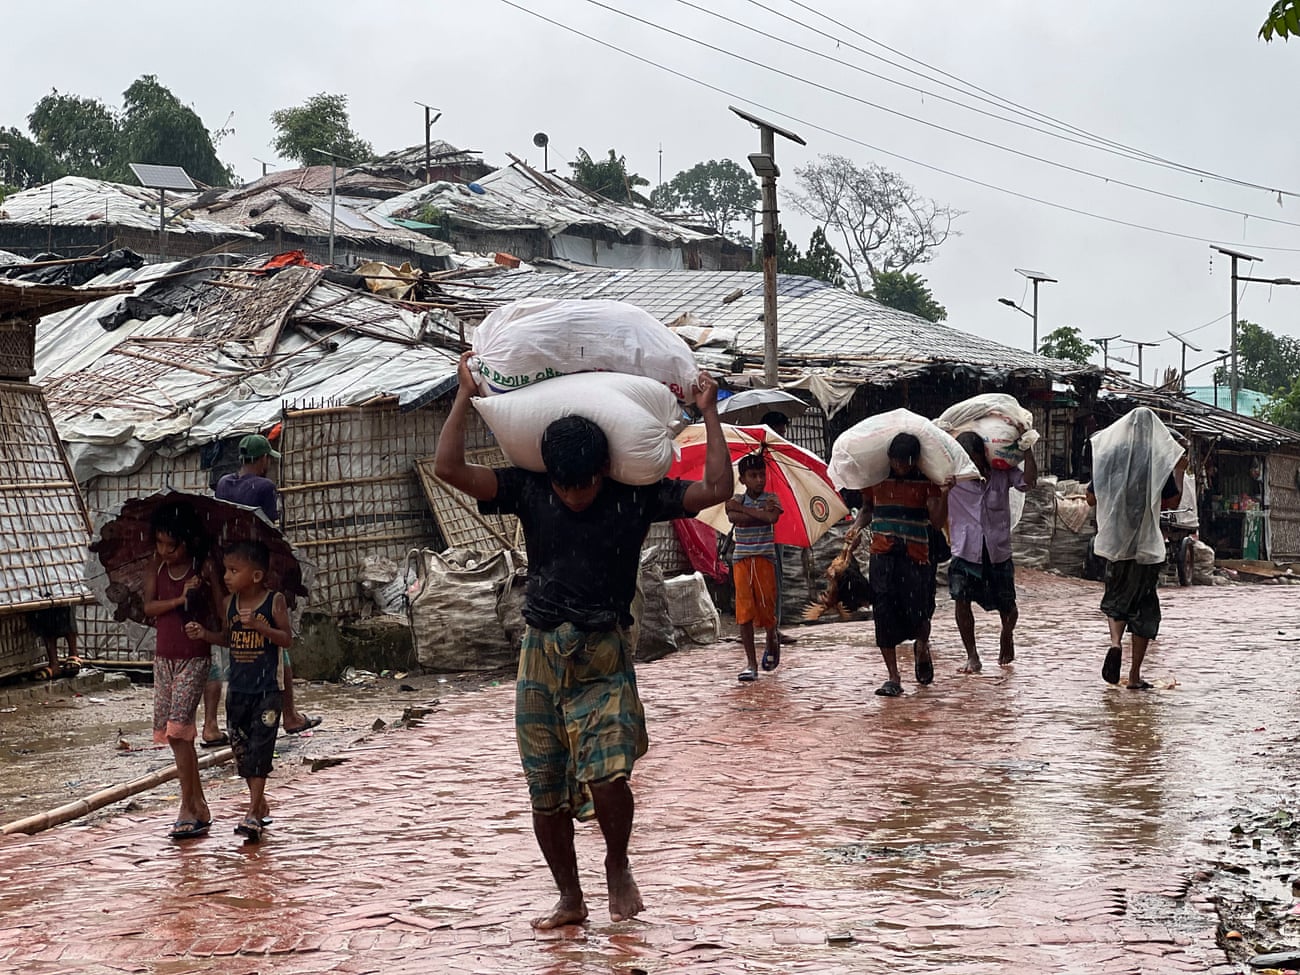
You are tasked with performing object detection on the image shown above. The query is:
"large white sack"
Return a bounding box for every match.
[471,297,700,401]
[472,372,680,486]
[935,393,1039,470]
[828,408,980,490]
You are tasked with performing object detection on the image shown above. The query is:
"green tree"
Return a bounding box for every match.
[27,90,120,176]
[1260,379,1300,431]
[569,148,649,204]
[768,226,844,287]
[649,159,758,236]
[1037,325,1094,362]
[865,270,947,323]
[114,75,232,185]
[0,127,65,191]
[270,93,373,167]
[1212,320,1300,394]
[1261,1,1300,40]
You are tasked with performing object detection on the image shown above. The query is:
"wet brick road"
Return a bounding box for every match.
[0,570,1291,974]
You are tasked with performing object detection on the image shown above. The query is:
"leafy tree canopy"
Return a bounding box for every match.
[769,225,844,287]
[1259,380,1300,431]
[1037,325,1094,363]
[649,158,758,236]
[23,77,232,186]
[865,270,947,323]
[0,127,65,193]
[270,93,373,168]
[1261,1,1300,40]
[1212,320,1300,394]
[569,148,649,204]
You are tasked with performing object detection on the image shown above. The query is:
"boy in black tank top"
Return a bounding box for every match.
[186,540,293,843]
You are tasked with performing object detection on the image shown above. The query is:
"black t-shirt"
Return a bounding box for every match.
[479,468,691,631]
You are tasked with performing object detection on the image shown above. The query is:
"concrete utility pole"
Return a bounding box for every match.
[731,106,806,388]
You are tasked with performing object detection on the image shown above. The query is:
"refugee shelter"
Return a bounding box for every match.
[0,176,260,262]
[370,157,750,271]
[0,270,130,678]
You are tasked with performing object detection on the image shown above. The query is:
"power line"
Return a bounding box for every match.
[496,0,1300,253]
[577,0,1300,231]
[774,0,1298,199]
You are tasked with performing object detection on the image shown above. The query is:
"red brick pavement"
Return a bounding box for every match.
[0,571,1288,973]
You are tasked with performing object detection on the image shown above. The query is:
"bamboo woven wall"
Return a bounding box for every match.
[0,605,52,679]
[279,400,487,615]
[77,450,209,662]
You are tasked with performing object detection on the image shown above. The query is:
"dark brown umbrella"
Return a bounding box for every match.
[86,489,313,628]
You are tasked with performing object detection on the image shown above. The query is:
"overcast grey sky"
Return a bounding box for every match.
[5,1,1299,385]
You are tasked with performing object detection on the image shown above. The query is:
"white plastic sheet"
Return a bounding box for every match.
[1089,408,1184,565]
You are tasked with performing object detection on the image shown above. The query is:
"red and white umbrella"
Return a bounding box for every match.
[669,424,849,547]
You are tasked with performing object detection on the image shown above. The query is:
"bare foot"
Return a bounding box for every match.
[957,656,982,675]
[607,861,644,922]
[531,895,588,930]
[999,648,1015,666]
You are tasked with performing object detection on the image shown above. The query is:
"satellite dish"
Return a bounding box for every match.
[532,132,549,148]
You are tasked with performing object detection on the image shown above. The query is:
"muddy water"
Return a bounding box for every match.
[0,669,498,826]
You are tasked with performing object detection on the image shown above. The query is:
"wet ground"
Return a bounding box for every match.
[0,570,1296,973]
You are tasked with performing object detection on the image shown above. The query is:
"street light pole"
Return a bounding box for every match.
[731,106,806,388]
[1090,334,1120,371]
[415,102,441,184]
[1167,329,1203,391]
[1210,245,1261,414]
[1015,268,1056,353]
[312,147,350,265]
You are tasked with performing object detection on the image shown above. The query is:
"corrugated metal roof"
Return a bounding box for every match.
[447,267,1092,374]
[239,167,412,198]
[1100,381,1300,448]
[363,141,487,176]
[370,160,715,245]
[0,176,260,238]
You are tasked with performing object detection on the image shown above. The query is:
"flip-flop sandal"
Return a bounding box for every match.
[874,680,904,697]
[914,653,934,686]
[1127,680,1154,691]
[169,819,211,840]
[284,715,322,735]
[199,734,230,748]
[1102,646,1122,685]
[234,816,263,843]
[761,646,781,672]
[737,668,758,682]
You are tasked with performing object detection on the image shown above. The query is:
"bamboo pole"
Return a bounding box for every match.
[0,747,234,836]
[278,471,412,493]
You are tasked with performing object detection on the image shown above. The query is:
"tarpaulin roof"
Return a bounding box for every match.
[370,159,716,245]
[33,258,460,480]
[0,176,261,239]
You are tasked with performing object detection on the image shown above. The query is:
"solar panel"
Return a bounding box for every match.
[129,163,196,191]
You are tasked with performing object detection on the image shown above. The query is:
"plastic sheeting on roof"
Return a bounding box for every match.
[370,161,716,246]
[0,176,261,238]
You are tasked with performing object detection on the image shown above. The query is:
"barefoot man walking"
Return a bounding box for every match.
[435,352,732,928]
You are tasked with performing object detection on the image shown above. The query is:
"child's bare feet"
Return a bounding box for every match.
[606,859,644,922]
[531,894,588,929]
[957,655,982,675]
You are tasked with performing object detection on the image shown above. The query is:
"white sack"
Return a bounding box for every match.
[936,393,1039,470]
[472,372,680,486]
[1089,408,1184,565]
[828,408,980,490]
[471,297,700,401]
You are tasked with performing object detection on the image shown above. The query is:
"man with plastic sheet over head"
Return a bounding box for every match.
[1086,408,1189,690]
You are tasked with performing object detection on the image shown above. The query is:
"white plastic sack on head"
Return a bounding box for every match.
[471,297,700,401]
[472,372,680,486]
[936,393,1037,470]
[828,408,980,490]
[1089,407,1184,565]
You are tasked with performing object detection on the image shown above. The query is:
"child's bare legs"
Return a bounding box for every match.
[282,662,306,729]
[878,646,901,685]
[41,636,60,673]
[738,622,758,677]
[763,626,779,670]
[202,680,223,742]
[246,776,269,824]
[954,600,980,673]
[169,737,209,823]
[1107,617,1127,647]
